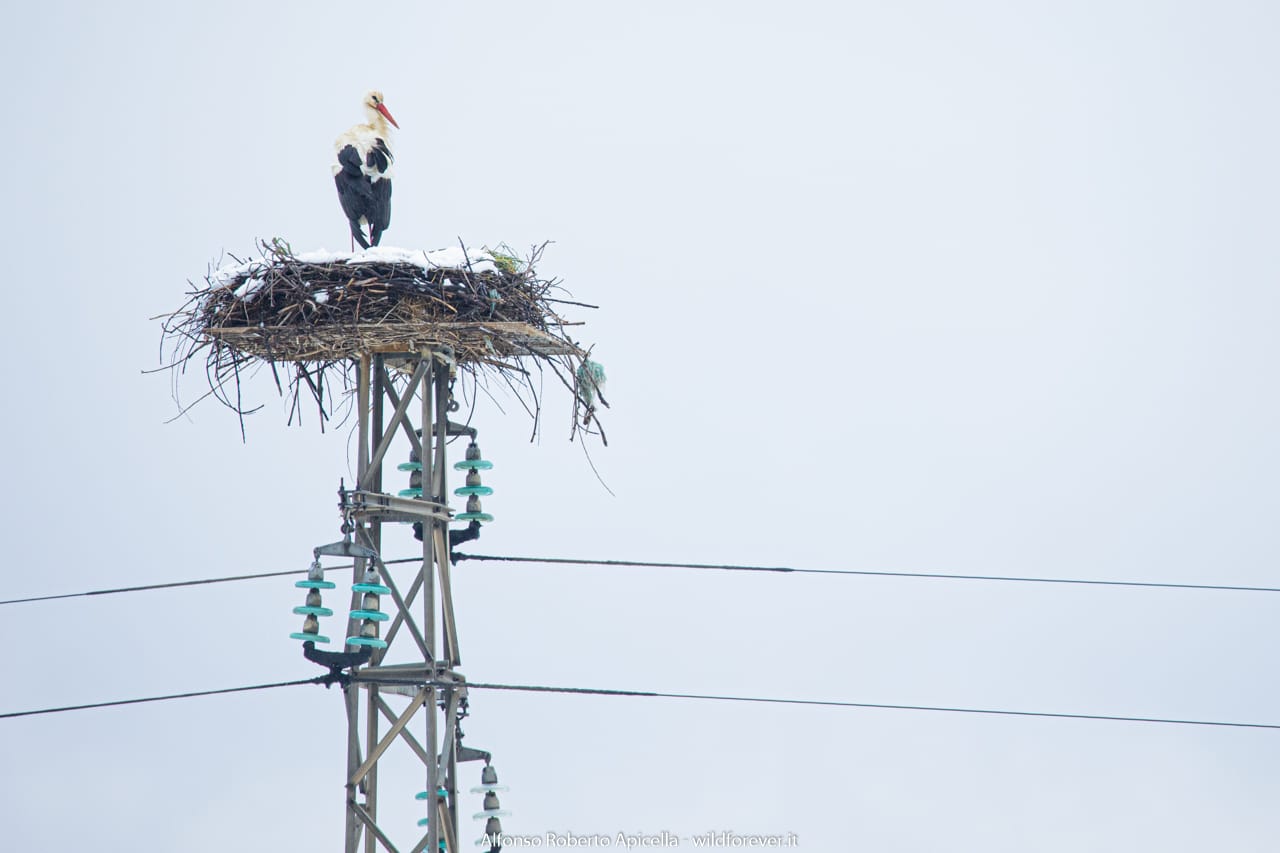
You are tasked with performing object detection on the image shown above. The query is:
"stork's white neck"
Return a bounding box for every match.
[363,105,393,138]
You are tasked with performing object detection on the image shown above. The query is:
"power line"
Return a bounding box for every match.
[4,553,1278,609]
[0,569,310,605]
[454,553,1280,595]
[0,559,417,605]
[7,674,1272,731]
[457,680,1280,731]
[0,558,437,604]
[0,677,324,719]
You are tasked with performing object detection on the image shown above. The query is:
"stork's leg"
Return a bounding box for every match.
[369,224,383,247]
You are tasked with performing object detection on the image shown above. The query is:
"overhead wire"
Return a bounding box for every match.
[6,553,1275,607]
[2,674,1277,731]
[452,553,1280,594]
[0,558,415,605]
[0,677,324,719]
[0,569,311,605]
[457,681,1280,731]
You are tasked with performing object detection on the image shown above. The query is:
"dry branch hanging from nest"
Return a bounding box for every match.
[158,239,608,442]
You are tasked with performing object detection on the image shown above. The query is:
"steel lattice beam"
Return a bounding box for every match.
[330,348,465,853]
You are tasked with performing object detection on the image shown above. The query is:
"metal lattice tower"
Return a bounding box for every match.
[300,347,497,853]
[169,244,591,853]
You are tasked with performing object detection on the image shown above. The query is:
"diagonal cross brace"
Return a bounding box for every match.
[374,554,433,663]
[379,365,425,457]
[381,568,424,652]
[361,360,429,491]
[350,687,429,787]
[351,529,433,664]
[374,695,432,765]
[350,801,400,853]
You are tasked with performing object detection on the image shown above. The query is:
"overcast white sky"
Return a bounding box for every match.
[3,1,1280,850]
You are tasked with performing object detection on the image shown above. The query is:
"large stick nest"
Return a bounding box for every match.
[157,239,607,442]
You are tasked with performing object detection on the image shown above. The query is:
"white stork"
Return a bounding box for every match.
[333,90,399,250]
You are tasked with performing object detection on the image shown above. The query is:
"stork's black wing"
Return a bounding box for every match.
[366,138,394,175]
[335,144,375,249]
[369,178,392,246]
[337,143,364,178]
[365,138,393,246]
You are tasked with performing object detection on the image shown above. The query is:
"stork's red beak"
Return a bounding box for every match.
[377,103,400,129]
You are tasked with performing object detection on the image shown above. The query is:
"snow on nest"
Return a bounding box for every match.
[213,245,502,293]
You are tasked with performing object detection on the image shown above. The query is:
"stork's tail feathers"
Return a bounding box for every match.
[349,220,371,250]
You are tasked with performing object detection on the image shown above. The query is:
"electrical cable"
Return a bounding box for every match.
[0,558,417,606]
[455,680,1280,731]
[0,569,311,605]
[0,677,325,720]
[3,675,1276,731]
[454,553,1280,595]
[4,553,1277,609]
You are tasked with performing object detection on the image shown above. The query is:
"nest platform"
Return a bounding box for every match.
[206,319,576,363]
[194,243,582,363]
[159,240,600,436]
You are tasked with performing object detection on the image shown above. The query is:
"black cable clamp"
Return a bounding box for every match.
[302,640,372,687]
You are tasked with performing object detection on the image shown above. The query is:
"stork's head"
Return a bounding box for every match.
[363,90,400,130]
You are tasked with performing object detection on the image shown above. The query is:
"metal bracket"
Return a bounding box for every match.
[314,538,380,561]
[446,419,477,438]
[457,745,491,764]
[343,489,452,525]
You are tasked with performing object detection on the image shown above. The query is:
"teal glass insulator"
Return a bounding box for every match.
[472,788,510,819]
[456,512,494,522]
[291,611,329,644]
[456,493,493,523]
[416,786,449,827]
[470,766,508,793]
[291,573,333,643]
[349,609,390,621]
[455,467,492,497]
[454,441,493,471]
[415,786,448,801]
[297,559,336,590]
[295,579,337,590]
